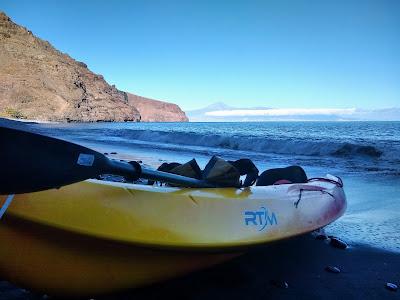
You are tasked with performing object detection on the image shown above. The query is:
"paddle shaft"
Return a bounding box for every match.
[141,168,214,188]
[108,160,214,188]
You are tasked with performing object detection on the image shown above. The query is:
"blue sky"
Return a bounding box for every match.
[2,0,399,110]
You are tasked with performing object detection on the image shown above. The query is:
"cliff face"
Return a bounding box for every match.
[127,93,188,122]
[0,12,187,122]
[0,12,141,122]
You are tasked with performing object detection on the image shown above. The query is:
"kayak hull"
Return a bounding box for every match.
[0,178,346,296]
[0,217,237,296]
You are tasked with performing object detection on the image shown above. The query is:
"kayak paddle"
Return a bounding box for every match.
[0,126,214,195]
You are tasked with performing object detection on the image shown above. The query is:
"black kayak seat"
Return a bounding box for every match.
[256,166,307,186]
[228,158,259,187]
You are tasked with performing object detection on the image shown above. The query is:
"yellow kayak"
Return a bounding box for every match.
[0,177,346,297]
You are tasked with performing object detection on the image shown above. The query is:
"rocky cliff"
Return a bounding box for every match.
[127,93,188,122]
[0,12,187,122]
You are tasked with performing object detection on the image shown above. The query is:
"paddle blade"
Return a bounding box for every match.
[0,126,108,194]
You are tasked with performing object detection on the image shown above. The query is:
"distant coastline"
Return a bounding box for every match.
[186,103,400,122]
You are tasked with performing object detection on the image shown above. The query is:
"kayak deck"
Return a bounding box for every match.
[1,178,346,250]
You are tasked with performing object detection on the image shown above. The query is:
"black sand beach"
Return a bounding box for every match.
[1,118,399,299]
[1,234,399,299]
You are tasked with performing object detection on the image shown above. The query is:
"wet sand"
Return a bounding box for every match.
[1,234,399,299]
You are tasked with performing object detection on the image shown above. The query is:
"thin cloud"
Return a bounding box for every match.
[205,108,357,117]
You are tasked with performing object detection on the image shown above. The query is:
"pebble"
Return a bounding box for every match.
[270,279,289,289]
[315,234,328,240]
[325,266,341,273]
[385,282,398,291]
[329,237,348,249]
[313,228,327,240]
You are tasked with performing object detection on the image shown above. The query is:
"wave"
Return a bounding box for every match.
[332,143,382,158]
[63,128,396,160]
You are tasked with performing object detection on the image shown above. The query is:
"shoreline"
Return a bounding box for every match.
[1,235,399,299]
[0,117,57,124]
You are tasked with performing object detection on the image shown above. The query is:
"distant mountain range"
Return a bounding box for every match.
[186,103,400,122]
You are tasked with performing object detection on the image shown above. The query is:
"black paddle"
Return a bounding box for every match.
[0,126,214,195]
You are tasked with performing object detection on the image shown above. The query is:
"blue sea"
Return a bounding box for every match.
[32,121,400,252]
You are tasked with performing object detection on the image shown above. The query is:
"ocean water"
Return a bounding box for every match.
[31,121,400,252]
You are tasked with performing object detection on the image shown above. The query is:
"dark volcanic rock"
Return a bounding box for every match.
[385,282,398,291]
[325,266,341,274]
[315,233,328,240]
[312,228,327,240]
[329,237,348,249]
[270,279,289,289]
